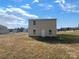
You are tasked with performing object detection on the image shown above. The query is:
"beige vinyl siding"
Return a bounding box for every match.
[28,19,56,37]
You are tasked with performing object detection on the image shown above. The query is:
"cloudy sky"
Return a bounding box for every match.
[0,0,79,29]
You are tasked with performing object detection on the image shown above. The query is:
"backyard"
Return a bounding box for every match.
[0,31,79,59]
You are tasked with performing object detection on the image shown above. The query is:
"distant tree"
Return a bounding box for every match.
[9,29,13,32]
[20,27,24,32]
[57,27,79,31]
[66,27,70,30]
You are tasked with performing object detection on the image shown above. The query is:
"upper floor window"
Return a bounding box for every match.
[33,20,36,25]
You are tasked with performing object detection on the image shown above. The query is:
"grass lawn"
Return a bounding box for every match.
[0,32,79,59]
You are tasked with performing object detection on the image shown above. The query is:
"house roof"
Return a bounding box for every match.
[0,25,7,29]
[29,18,57,21]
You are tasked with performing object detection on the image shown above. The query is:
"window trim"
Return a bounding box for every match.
[49,29,52,35]
[33,20,36,25]
[33,29,36,34]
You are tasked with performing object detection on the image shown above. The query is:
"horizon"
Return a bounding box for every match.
[0,0,79,29]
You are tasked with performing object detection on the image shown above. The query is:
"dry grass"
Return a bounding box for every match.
[0,32,79,59]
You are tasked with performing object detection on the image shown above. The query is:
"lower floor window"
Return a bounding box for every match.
[33,29,36,34]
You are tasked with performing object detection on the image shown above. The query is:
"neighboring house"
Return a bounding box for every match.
[0,25,9,34]
[23,29,28,32]
[12,29,17,33]
[28,18,57,37]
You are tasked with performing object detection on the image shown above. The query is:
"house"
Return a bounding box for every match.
[28,18,57,37]
[0,25,9,34]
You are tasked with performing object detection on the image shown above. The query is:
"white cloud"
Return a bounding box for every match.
[55,0,65,4]
[0,9,6,15]
[46,5,53,10]
[55,0,79,13]
[0,9,24,28]
[38,3,44,7]
[3,7,38,18]
[63,3,77,11]
[32,0,39,4]
[0,7,38,28]
[0,14,23,21]
[38,3,53,10]
[21,4,32,9]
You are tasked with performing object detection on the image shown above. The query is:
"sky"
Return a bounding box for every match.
[0,0,79,29]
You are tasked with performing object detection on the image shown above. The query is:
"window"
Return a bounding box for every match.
[33,20,36,25]
[49,30,52,35]
[33,29,36,34]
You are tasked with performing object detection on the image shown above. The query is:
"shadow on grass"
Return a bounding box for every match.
[30,34,79,44]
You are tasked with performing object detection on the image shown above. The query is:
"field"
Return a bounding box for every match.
[0,31,79,59]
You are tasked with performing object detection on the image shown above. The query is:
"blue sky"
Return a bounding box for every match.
[0,0,79,29]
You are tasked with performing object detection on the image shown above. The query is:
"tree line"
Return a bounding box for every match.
[58,27,79,31]
[8,27,28,32]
